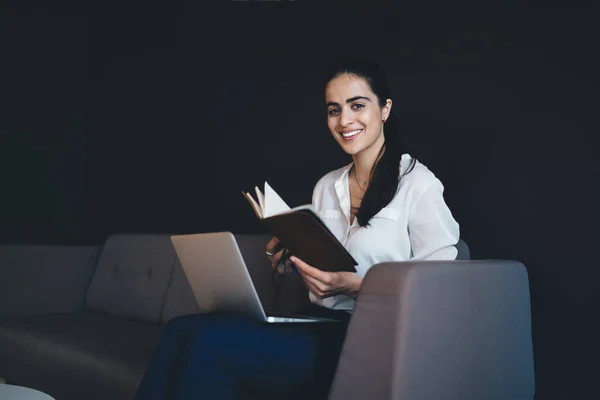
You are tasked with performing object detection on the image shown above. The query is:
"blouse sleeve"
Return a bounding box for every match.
[408,179,460,260]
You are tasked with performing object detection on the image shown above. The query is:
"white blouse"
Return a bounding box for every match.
[310,154,460,310]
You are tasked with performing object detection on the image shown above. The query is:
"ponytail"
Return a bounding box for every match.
[356,111,416,226]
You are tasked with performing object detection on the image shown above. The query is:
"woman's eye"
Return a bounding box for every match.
[328,108,340,115]
[352,103,365,110]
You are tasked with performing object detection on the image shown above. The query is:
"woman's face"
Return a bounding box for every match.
[325,74,391,157]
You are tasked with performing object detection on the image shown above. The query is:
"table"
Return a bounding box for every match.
[0,384,54,399]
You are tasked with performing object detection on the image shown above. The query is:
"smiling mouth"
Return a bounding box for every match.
[340,129,363,139]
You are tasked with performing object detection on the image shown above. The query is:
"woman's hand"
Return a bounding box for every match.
[290,256,362,299]
[265,237,293,274]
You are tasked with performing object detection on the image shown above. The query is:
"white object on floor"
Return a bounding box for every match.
[0,384,54,399]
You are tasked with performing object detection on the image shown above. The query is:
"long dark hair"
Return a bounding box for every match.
[323,58,416,227]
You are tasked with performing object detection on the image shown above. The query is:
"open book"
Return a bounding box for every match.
[242,182,357,273]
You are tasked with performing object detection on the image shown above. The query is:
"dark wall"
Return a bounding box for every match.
[1,3,598,399]
[1,10,87,241]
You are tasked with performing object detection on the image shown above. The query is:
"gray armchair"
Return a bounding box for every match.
[329,243,535,400]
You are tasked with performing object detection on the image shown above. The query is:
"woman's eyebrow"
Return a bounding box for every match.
[326,96,372,108]
[346,96,371,103]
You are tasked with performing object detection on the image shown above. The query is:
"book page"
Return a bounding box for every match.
[254,186,265,214]
[242,191,263,219]
[263,182,291,218]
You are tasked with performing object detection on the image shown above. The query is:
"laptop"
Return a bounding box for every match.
[170,232,337,323]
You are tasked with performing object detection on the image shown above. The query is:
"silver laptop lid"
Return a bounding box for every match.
[171,232,268,322]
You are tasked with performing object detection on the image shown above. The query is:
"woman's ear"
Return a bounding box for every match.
[382,98,392,122]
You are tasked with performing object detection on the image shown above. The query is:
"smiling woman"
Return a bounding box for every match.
[323,59,416,227]
[133,57,460,400]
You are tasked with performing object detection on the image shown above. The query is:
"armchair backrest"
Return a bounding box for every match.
[455,239,470,260]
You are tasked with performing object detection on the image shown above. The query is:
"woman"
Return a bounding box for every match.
[134,57,459,400]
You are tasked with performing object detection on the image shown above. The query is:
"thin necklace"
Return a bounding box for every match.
[353,167,368,191]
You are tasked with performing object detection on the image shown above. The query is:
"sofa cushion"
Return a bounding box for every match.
[0,244,101,316]
[0,312,162,400]
[86,234,177,323]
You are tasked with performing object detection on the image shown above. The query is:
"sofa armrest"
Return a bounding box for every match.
[330,260,535,400]
[0,244,101,316]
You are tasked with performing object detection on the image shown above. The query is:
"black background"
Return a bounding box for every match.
[1,2,598,398]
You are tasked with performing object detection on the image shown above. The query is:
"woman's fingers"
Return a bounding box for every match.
[302,275,327,296]
[290,256,335,286]
[270,249,284,267]
[271,251,295,274]
[266,237,280,254]
[275,257,294,274]
[290,256,343,298]
[290,256,332,284]
[266,237,284,270]
[297,269,336,299]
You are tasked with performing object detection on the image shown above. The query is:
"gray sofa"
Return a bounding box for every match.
[0,233,535,399]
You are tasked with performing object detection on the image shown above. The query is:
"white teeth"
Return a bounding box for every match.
[341,129,362,138]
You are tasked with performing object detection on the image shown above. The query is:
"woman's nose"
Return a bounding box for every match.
[339,109,353,126]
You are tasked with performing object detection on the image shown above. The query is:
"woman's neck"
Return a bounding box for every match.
[352,137,385,183]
